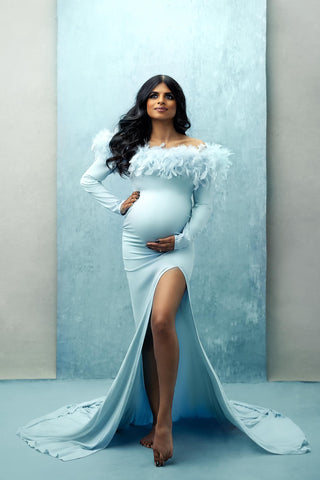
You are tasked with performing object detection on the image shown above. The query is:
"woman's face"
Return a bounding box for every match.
[146,82,177,121]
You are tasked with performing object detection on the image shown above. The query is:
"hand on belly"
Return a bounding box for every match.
[120,190,140,215]
[122,190,190,244]
[146,235,175,253]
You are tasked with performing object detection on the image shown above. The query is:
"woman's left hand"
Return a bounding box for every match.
[146,235,175,253]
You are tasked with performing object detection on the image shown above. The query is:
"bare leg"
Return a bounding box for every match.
[150,267,187,466]
[140,321,159,448]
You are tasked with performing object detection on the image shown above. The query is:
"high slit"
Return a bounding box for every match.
[16,129,310,460]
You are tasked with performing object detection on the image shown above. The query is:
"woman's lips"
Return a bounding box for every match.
[155,108,167,112]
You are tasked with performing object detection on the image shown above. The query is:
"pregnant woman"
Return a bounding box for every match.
[16,75,310,466]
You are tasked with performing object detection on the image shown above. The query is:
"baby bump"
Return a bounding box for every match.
[123,190,191,242]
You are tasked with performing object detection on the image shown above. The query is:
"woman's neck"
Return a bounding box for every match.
[149,120,184,145]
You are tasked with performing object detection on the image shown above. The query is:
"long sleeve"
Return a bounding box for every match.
[174,142,232,250]
[80,129,125,215]
[174,181,215,249]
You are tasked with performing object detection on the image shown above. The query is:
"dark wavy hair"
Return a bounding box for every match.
[106,74,191,177]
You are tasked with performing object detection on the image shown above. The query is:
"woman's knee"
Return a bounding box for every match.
[151,310,175,338]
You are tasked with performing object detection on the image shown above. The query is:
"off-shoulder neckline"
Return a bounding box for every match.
[145,142,208,151]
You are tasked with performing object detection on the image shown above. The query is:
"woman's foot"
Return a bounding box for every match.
[140,423,156,448]
[152,424,173,467]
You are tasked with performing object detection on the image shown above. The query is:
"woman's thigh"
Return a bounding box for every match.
[151,267,187,326]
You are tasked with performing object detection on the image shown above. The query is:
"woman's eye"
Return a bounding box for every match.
[149,93,174,99]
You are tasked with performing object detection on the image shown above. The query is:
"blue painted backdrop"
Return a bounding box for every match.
[57,0,266,381]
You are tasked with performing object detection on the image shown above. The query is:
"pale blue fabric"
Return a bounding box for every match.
[16,130,310,461]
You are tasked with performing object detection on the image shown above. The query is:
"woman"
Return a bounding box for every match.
[16,75,310,466]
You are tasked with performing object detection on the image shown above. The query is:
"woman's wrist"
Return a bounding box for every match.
[120,201,126,215]
[174,233,191,250]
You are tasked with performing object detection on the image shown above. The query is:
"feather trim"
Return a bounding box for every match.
[91,129,116,160]
[128,142,233,190]
[90,130,233,191]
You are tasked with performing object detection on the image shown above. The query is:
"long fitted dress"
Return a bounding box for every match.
[16,129,310,461]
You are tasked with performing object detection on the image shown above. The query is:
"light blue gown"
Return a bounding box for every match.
[16,129,310,461]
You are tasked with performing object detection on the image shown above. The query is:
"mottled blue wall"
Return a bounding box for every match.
[57,0,266,381]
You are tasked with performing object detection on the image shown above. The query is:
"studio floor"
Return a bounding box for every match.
[1,379,319,480]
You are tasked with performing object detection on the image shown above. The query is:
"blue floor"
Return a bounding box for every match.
[1,379,319,480]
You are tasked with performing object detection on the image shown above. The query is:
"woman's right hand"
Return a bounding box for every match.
[120,191,140,215]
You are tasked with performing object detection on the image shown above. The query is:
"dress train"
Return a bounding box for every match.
[16,264,310,461]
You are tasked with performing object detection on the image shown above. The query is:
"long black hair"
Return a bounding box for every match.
[106,74,191,177]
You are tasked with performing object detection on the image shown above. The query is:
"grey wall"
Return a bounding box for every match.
[266,1,320,380]
[0,0,56,379]
[0,0,319,381]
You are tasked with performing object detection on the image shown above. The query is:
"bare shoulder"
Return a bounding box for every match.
[185,136,206,147]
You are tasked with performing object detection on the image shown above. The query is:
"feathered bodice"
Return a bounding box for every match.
[83,129,233,249]
[91,129,233,191]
